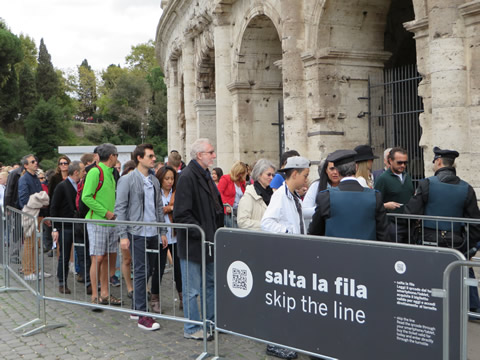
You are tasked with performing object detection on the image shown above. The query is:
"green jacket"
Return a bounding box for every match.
[374,168,414,214]
[82,162,116,221]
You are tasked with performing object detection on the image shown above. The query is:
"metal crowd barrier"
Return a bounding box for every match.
[0,208,212,359]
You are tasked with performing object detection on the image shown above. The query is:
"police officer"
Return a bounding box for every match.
[403,146,480,317]
[403,146,480,249]
[308,150,390,241]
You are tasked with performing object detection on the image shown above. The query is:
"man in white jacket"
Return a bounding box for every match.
[261,156,310,234]
[260,155,310,359]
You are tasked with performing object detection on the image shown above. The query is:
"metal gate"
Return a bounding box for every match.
[368,64,424,187]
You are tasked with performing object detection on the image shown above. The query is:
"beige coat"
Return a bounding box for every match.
[237,184,267,230]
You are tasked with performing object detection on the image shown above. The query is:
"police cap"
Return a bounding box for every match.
[328,150,357,167]
[432,146,459,163]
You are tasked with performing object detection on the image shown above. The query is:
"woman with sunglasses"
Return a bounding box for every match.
[237,159,276,230]
[48,155,71,196]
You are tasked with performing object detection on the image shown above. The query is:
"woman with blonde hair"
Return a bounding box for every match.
[217,161,247,227]
[354,145,378,189]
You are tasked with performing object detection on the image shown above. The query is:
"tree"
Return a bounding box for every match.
[17,34,37,72]
[77,59,97,120]
[108,72,150,138]
[0,24,23,87]
[18,63,37,119]
[24,98,68,160]
[0,65,19,125]
[0,128,31,165]
[125,40,156,75]
[36,38,59,101]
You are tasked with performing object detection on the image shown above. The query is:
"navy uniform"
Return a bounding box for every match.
[308,150,390,241]
[404,147,480,314]
[404,147,480,250]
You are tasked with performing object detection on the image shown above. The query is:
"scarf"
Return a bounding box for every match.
[253,181,273,206]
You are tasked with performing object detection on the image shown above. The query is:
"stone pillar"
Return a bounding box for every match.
[213,19,234,170]
[195,99,217,149]
[166,61,182,156]
[459,1,480,192]
[182,38,198,162]
[281,1,308,158]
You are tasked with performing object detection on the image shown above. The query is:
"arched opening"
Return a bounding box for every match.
[370,0,423,184]
[232,14,283,165]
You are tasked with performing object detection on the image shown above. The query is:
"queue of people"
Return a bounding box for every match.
[2,139,480,360]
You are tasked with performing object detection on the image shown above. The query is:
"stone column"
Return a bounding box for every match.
[182,38,198,162]
[280,1,308,158]
[195,99,217,148]
[166,61,182,156]
[213,20,234,170]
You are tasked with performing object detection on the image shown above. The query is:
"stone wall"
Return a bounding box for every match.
[156,0,480,194]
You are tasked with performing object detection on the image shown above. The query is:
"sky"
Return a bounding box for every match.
[2,0,163,72]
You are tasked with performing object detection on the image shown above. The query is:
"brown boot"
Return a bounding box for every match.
[150,294,160,313]
[178,292,183,310]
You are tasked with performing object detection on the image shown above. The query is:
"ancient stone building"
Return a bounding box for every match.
[155,0,480,192]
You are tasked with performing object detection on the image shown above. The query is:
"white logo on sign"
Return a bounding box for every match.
[395,261,406,274]
[227,261,253,298]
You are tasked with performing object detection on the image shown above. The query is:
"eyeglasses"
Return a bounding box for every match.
[59,162,69,166]
[201,150,215,155]
[395,161,408,165]
[265,173,275,177]
[30,159,38,164]
[146,154,156,159]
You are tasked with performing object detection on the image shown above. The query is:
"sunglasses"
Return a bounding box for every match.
[38,176,45,180]
[30,159,38,164]
[59,162,69,165]
[146,154,156,159]
[395,161,408,165]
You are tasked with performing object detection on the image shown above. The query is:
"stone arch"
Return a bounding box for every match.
[229,12,283,165]
[306,0,426,52]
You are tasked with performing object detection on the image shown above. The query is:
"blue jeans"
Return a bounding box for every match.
[180,259,215,334]
[130,234,157,312]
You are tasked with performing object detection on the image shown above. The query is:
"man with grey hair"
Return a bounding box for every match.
[51,161,86,294]
[82,143,121,307]
[309,150,390,241]
[173,138,224,340]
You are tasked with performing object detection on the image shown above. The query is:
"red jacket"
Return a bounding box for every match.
[217,174,246,213]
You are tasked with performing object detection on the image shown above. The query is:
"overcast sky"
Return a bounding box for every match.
[2,0,163,72]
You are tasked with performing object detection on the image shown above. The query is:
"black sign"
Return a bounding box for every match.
[215,229,464,360]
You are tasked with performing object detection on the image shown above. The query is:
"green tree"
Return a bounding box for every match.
[125,40,155,75]
[0,24,23,87]
[18,63,37,119]
[0,65,19,125]
[24,98,68,160]
[0,129,31,165]
[77,59,97,119]
[17,34,37,72]
[36,38,59,101]
[108,72,149,138]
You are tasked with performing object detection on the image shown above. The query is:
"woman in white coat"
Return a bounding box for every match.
[237,159,276,230]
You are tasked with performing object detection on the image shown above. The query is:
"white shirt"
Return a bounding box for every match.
[302,181,319,220]
[261,183,305,234]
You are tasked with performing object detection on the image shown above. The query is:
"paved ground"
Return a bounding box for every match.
[1,251,480,360]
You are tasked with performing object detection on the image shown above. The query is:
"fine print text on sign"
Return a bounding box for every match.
[215,229,464,360]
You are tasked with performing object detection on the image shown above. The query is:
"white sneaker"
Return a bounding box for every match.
[24,274,38,281]
[184,329,213,341]
[42,272,52,278]
[69,262,76,274]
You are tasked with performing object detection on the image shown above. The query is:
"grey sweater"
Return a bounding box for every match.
[114,168,167,239]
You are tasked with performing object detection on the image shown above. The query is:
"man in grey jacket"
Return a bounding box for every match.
[115,143,167,331]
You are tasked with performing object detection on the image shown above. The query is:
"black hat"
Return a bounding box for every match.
[277,156,310,172]
[328,150,357,167]
[354,145,379,162]
[432,146,459,163]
